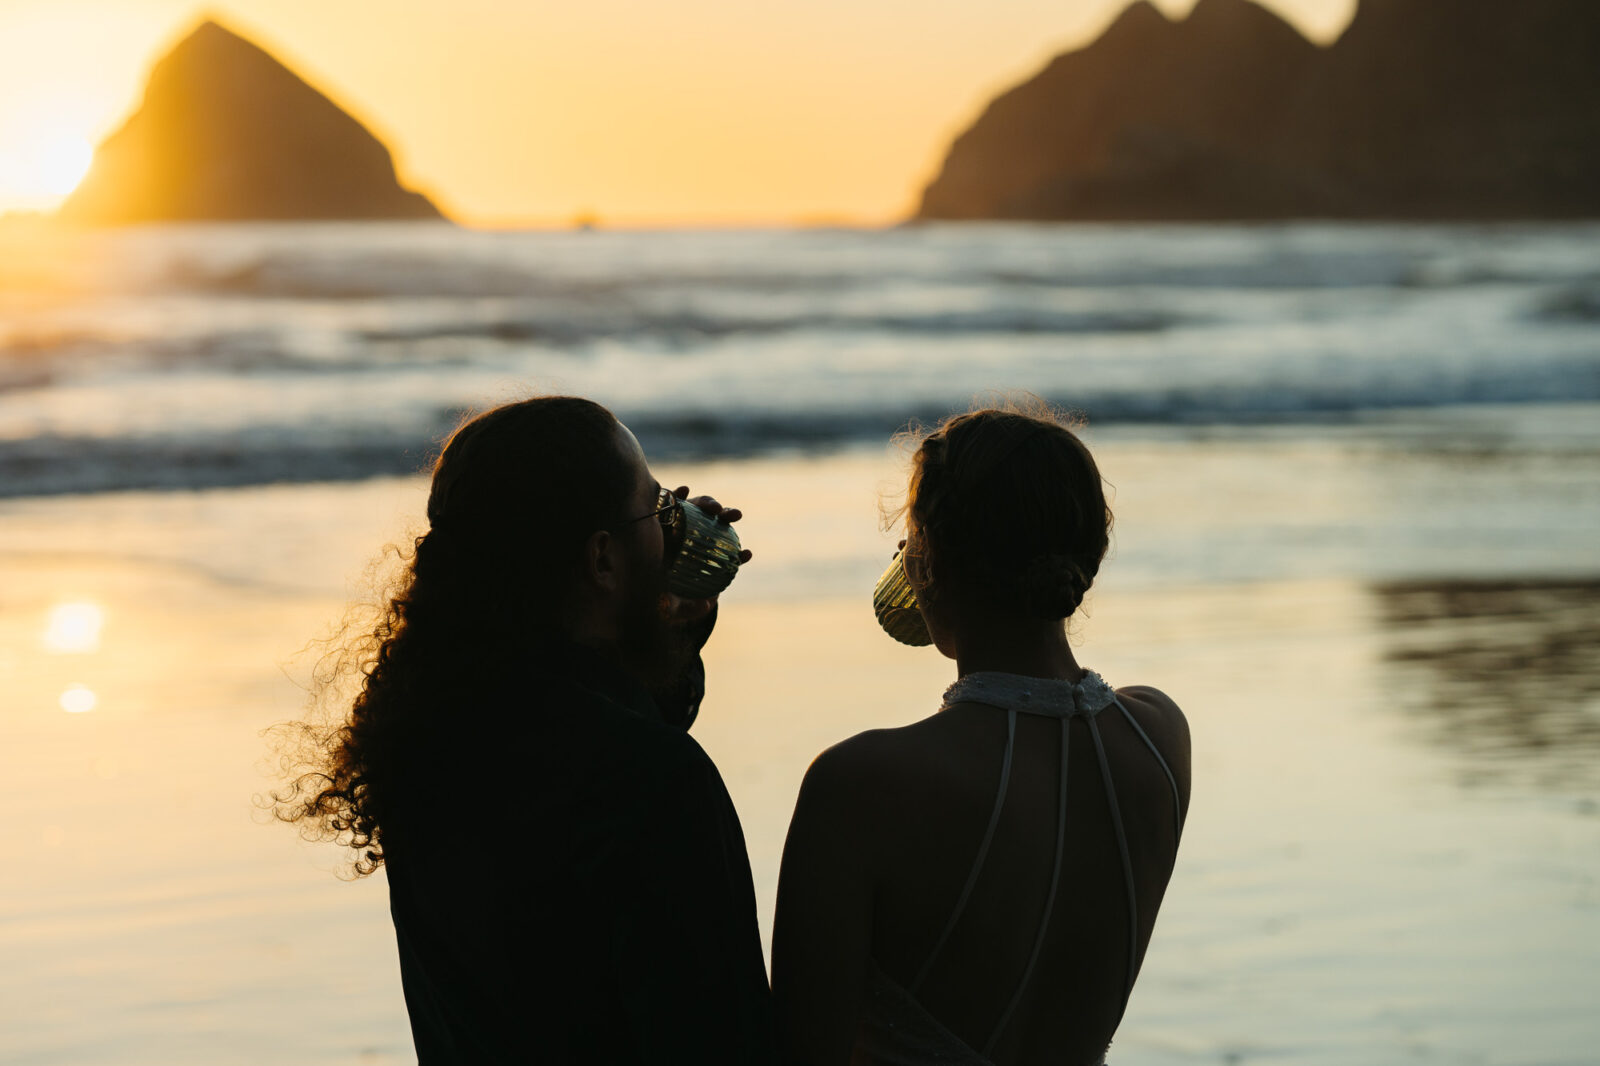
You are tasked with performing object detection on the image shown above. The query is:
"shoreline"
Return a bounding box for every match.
[2,400,1597,502]
[3,423,1597,1064]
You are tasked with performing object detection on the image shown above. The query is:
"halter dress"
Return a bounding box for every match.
[854,671,1185,1066]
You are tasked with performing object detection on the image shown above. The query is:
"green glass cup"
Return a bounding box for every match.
[666,498,743,599]
[872,550,932,646]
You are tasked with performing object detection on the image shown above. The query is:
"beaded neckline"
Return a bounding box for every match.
[942,670,1117,718]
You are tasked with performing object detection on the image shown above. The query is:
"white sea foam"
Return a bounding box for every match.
[2,222,1597,496]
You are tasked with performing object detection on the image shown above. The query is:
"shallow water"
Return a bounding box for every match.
[3,423,1597,1064]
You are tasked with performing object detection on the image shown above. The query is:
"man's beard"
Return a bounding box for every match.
[616,562,696,691]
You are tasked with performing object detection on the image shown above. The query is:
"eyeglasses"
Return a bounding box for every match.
[620,486,686,559]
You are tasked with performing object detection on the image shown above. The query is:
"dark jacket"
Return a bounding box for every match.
[383,639,774,1064]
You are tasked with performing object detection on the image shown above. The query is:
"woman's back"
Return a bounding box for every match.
[774,672,1188,1066]
[859,677,1188,1065]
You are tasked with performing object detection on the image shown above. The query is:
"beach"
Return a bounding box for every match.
[3,408,1598,1064]
[3,223,1599,1063]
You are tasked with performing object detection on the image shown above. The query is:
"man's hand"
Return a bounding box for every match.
[665,593,716,626]
[673,486,754,565]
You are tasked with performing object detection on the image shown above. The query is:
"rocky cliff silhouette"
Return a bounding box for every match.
[916,0,1600,220]
[60,20,441,224]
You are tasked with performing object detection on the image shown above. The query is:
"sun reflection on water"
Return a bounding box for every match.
[58,683,97,713]
[43,601,104,653]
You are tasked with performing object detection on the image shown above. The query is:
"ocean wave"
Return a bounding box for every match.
[6,224,1595,498]
[354,305,1186,348]
[110,224,1600,301]
[8,386,1599,499]
[0,304,1191,379]
[157,251,568,300]
[155,254,1589,301]
[0,432,433,498]
[1532,285,1600,323]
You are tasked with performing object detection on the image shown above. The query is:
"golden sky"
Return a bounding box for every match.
[0,0,1356,225]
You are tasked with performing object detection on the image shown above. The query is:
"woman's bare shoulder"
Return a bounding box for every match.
[1116,684,1188,731]
[802,722,922,796]
[784,724,932,875]
[1113,684,1192,797]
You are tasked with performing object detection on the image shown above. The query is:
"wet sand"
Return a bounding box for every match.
[3,430,1598,1065]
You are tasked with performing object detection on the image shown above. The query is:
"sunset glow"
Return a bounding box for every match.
[43,601,105,654]
[0,0,1358,222]
[0,128,93,211]
[58,683,98,713]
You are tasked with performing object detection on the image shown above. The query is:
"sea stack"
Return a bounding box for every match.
[915,0,1600,221]
[1277,0,1600,218]
[59,20,442,224]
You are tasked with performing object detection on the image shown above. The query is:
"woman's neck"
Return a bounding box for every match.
[951,619,1082,682]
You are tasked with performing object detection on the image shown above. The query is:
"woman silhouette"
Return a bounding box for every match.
[772,404,1190,1066]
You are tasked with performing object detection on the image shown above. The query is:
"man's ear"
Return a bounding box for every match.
[582,529,620,594]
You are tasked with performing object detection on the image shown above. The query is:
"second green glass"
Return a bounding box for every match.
[872,549,932,647]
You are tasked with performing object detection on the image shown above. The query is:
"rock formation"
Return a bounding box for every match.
[916,0,1600,220]
[60,20,441,224]
[1278,0,1600,217]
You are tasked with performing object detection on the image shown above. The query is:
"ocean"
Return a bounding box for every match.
[5,221,1599,495]
[2,222,1597,1064]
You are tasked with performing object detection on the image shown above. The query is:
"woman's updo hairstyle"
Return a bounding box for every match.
[901,400,1111,620]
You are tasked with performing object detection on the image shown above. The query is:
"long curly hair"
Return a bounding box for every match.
[894,397,1112,621]
[269,396,634,875]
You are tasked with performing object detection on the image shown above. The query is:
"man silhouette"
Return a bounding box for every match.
[276,397,772,1064]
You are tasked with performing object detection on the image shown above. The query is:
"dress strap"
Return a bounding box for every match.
[981,714,1071,1056]
[1087,713,1141,1017]
[922,670,1184,1041]
[911,707,1017,995]
[1112,695,1185,836]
